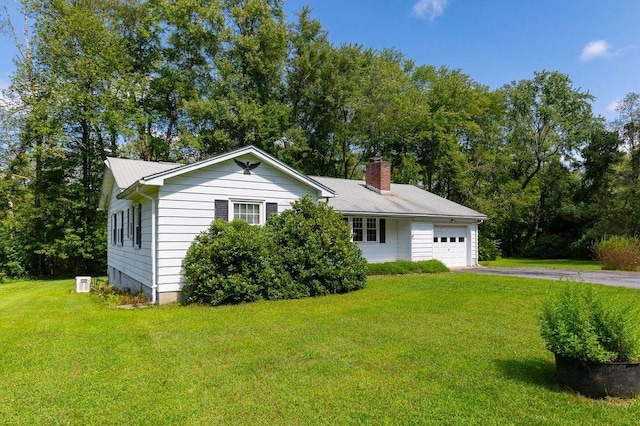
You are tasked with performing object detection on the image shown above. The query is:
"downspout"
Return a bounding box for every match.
[136,187,158,304]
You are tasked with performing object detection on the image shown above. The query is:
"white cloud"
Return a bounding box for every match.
[606,99,621,114]
[580,40,613,61]
[412,0,449,21]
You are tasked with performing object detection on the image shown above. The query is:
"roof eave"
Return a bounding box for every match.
[116,181,161,200]
[98,162,115,211]
[140,145,335,198]
[336,211,487,221]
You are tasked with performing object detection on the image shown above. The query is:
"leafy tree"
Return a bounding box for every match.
[285,13,375,177]
[497,71,597,256]
[502,70,595,191]
[183,0,289,155]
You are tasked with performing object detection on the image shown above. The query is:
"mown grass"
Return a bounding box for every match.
[480,257,602,271]
[2,276,640,424]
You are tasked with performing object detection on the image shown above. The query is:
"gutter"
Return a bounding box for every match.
[336,211,487,221]
[135,187,158,304]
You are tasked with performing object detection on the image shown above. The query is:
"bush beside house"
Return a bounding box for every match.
[182,196,367,306]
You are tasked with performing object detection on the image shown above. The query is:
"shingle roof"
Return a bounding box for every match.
[311,176,486,219]
[106,157,181,191]
[102,155,484,220]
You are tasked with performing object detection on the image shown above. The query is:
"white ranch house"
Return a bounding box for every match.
[99,146,486,304]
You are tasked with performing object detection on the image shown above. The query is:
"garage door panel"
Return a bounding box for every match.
[433,226,467,267]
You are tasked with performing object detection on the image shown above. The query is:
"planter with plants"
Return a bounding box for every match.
[540,282,640,398]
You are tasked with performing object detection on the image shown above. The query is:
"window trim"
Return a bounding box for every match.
[352,217,364,242]
[366,217,377,242]
[230,199,264,225]
[347,217,385,244]
[113,211,125,246]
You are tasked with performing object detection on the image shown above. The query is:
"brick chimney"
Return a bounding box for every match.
[365,157,391,194]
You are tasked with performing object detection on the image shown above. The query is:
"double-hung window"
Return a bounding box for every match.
[233,202,261,225]
[366,218,377,242]
[347,217,386,244]
[112,211,124,245]
[352,218,363,242]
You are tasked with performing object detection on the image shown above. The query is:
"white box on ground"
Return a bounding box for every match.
[75,276,91,293]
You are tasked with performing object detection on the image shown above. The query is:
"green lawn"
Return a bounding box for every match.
[480,257,603,271]
[1,276,639,425]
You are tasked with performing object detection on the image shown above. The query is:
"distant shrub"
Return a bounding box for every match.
[182,196,367,306]
[265,195,367,298]
[594,236,640,271]
[540,282,640,363]
[367,260,449,275]
[182,219,276,306]
[478,235,501,261]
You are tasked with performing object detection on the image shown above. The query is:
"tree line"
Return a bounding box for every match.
[0,0,639,277]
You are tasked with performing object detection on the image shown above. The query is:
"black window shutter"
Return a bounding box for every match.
[266,202,278,221]
[112,214,117,245]
[136,204,142,248]
[379,218,386,243]
[215,199,229,221]
[119,211,124,244]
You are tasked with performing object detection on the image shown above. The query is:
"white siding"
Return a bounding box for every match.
[106,184,153,292]
[155,157,320,293]
[396,219,412,261]
[470,223,478,265]
[354,217,399,263]
[411,221,434,261]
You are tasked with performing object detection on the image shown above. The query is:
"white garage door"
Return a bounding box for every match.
[433,226,468,267]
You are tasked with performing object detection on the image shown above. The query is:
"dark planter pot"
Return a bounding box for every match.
[555,353,640,398]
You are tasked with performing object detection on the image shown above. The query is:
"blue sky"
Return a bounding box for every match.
[282,0,640,120]
[2,0,639,120]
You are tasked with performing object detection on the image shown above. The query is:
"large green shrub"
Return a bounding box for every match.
[540,283,640,363]
[265,196,367,297]
[182,219,278,305]
[594,235,640,271]
[182,196,367,306]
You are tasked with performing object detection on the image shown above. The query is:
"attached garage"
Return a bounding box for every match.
[433,226,469,267]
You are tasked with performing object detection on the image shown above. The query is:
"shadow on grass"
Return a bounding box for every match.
[495,358,557,390]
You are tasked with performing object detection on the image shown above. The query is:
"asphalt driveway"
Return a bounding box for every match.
[458,267,640,290]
